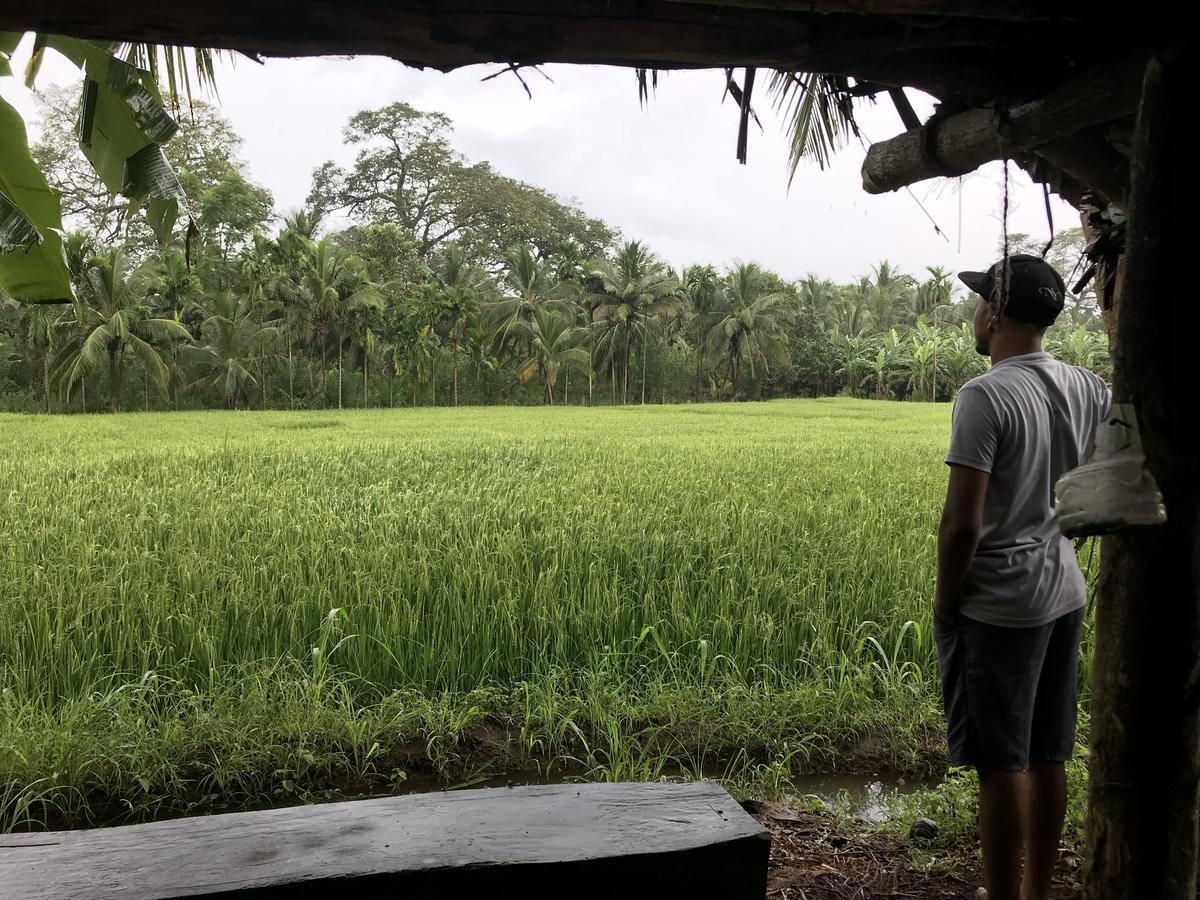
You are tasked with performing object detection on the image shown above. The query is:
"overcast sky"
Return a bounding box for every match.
[3,41,1078,287]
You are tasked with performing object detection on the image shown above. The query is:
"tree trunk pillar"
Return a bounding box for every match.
[1086,52,1199,900]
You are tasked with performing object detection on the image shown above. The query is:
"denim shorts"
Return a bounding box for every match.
[934,607,1084,772]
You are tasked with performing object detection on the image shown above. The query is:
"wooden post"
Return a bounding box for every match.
[860,55,1145,196]
[1085,51,1198,900]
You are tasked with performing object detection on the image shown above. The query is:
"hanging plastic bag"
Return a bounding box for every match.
[1055,403,1167,538]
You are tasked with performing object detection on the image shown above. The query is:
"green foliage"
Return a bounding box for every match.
[308,101,615,263]
[179,290,279,408]
[50,248,190,411]
[0,96,74,302]
[3,86,1110,414]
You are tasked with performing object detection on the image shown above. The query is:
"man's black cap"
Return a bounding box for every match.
[958,254,1066,327]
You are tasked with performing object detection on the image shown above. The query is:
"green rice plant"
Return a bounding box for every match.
[0,399,1092,827]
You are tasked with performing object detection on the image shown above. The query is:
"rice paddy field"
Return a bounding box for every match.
[0,399,1096,831]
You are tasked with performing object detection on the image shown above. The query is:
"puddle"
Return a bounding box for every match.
[785,773,935,824]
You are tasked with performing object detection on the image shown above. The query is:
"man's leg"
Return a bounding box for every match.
[1022,759,1067,900]
[1022,608,1084,900]
[952,615,1057,900]
[978,768,1029,900]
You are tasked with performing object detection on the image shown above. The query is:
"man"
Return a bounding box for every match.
[934,254,1109,900]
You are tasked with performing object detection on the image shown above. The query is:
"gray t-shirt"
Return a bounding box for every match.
[945,351,1110,627]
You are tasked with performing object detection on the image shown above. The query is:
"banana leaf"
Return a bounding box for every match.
[49,35,187,244]
[0,95,74,302]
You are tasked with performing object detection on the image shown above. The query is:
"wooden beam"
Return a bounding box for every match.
[1012,152,1089,211]
[1085,50,1200,900]
[1031,131,1130,206]
[0,1,1134,101]
[0,782,771,899]
[666,0,1107,22]
[860,53,1151,195]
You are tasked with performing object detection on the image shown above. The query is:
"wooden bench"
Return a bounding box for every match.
[0,781,769,898]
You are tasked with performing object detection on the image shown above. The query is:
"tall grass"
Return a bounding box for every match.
[0,399,1091,829]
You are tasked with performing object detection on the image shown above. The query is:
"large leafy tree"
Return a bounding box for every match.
[196,168,274,281]
[333,222,428,304]
[53,249,190,412]
[30,89,252,249]
[308,102,614,264]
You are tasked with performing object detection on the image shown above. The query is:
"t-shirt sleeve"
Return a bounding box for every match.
[945,384,1002,473]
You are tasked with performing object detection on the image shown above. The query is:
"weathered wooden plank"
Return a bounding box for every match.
[0,781,769,899]
[666,0,1112,22]
[0,1,1139,100]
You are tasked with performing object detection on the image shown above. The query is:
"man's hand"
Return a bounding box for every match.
[933,593,958,625]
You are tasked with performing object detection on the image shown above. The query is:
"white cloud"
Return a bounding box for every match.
[2,43,1079,286]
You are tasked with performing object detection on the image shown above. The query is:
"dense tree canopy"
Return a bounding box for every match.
[1,96,1109,414]
[307,102,615,264]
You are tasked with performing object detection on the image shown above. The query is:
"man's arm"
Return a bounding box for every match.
[934,463,990,623]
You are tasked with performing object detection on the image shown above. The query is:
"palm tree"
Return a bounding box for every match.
[411,322,443,406]
[151,249,203,408]
[590,241,680,404]
[252,232,310,409]
[574,274,607,405]
[485,243,569,359]
[865,261,914,333]
[333,275,383,409]
[704,263,791,399]
[278,208,322,251]
[915,266,953,317]
[14,302,68,412]
[552,238,588,285]
[54,249,190,412]
[180,291,280,409]
[339,292,385,408]
[655,279,689,404]
[512,308,592,405]
[831,277,872,338]
[464,320,499,404]
[432,243,488,407]
[797,274,840,325]
[683,264,721,399]
[58,231,99,411]
[290,237,379,408]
